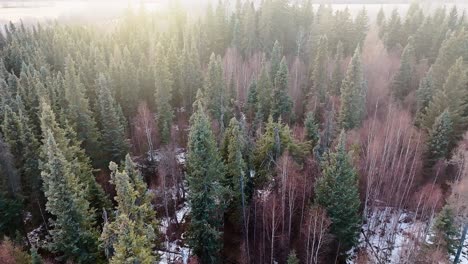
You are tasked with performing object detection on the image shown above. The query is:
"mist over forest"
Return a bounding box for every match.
[0,0,467,264]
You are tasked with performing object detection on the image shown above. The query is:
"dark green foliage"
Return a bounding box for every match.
[186,90,226,263]
[62,56,102,163]
[256,62,273,121]
[315,131,360,251]
[392,37,416,100]
[384,9,403,50]
[286,250,300,264]
[310,35,329,101]
[154,43,174,144]
[204,53,227,131]
[254,116,310,186]
[424,110,452,169]
[96,74,129,163]
[430,206,459,255]
[101,156,159,263]
[271,57,292,121]
[222,117,248,223]
[304,111,320,147]
[40,130,100,263]
[331,41,344,96]
[339,46,366,130]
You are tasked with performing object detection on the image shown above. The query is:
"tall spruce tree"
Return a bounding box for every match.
[256,61,273,121]
[392,37,416,100]
[40,101,109,217]
[339,46,366,130]
[315,130,360,251]
[154,43,174,145]
[331,41,344,96]
[204,53,227,132]
[40,130,100,263]
[96,74,129,163]
[62,56,102,163]
[424,110,452,170]
[310,35,329,101]
[222,117,248,223]
[420,58,467,152]
[186,90,226,263]
[271,57,292,121]
[101,156,158,263]
[304,111,320,148]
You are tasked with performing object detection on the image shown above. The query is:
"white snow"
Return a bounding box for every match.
[347,207,427,264]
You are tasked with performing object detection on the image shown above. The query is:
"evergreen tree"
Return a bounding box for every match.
[331,41,344,95]
[354,7,369,49]
[204,53,227,131]
[286,250,300,264]
[222,117,248,223]
[254,116,310,185]
[310,35,329,101]
[62,56,102,163]
[315,130,360,251]
[270,40,283,79]
[424,110,452,169]
[392,37,415,100]
[420,58,467,152]
[304,111,320,147]
[430,205,459,255]
[271,57,292,121]
[40,130,100,263]
[376,6,385,27]
[384,9,403,50]
[186,90,226,263]
[154,43,174,144]
[339,46,366,130]
[96,74,129,163]
[246,79,258,119]
[101,156,158,263]
[40,102,109,217]
[256,62,273,121]
[415,73,435,122]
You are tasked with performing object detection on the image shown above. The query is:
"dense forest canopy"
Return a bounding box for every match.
[0,0,468,263]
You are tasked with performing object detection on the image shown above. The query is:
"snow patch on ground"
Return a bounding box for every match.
[347,207,427,264]
[157,191,191,263]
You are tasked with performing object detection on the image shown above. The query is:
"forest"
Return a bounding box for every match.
[0,0,467,263]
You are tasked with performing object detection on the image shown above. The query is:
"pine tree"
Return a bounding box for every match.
[154,43,174,144]
[246,79,258,119]
[2,104,41,208]
[339,46,366,130]
[354,7,369,49]
[331,41,344,95]
[40,101,109,217]
[384,9,403,50]
[430,205,459,255]
[310,35,329,101]
[222,117,247,223]
[270,40,283,79]
[392,37,416,100]
[286,250,300,264]
[96,74,129,163]
[271,57,292,121]
[204,53,227,131]
[315,131,360,251]
[101,156,158,263]
[62,56,102,163]
[256,62,273,121]
[424,110,452,169]
[186,90,226,263]
[40,130,100,263]
[254,116,310,185]
[304,111,320,147]
[376,6,385,27]
[415,73,434,122]
[420,58,467,152]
